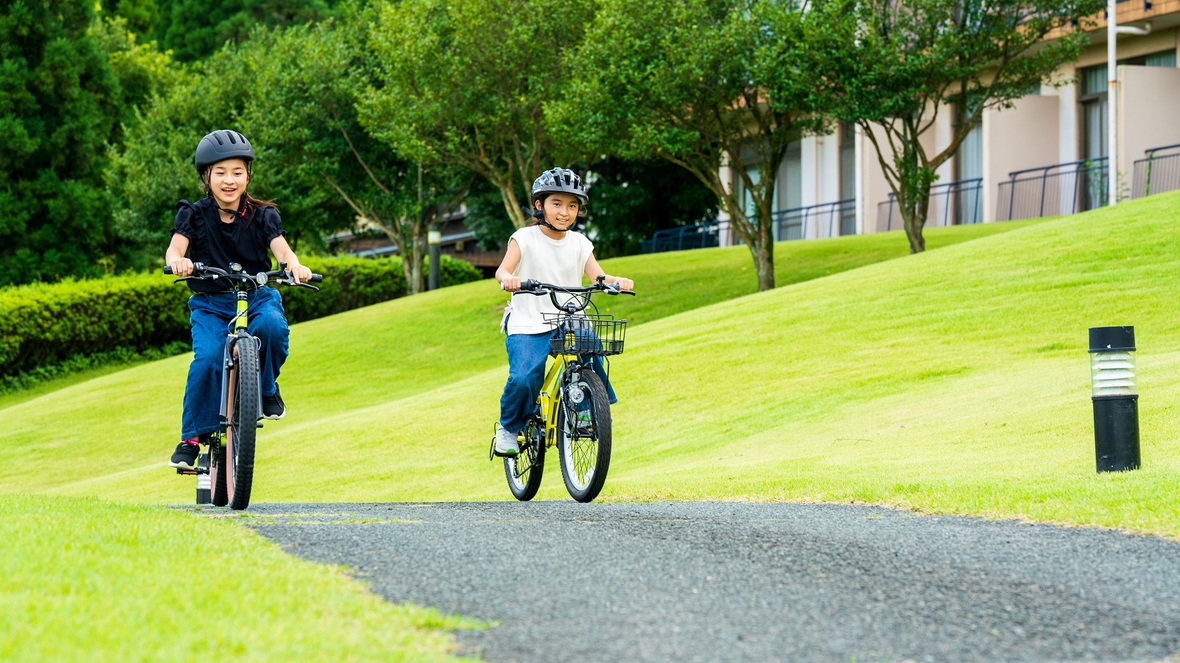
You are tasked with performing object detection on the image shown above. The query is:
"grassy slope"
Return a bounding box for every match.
[0,220,1025,660]
[4,201,1178,539]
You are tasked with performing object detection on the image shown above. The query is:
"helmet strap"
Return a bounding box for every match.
[203,169,250,219]
[524,204,573,234]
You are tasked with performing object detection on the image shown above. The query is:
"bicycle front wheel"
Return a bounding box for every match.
[557,370,612,503]
[226,337,259,510]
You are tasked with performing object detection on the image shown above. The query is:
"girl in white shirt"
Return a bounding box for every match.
[493,168,634,456]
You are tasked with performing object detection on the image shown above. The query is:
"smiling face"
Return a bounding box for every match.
[536,192,581,232]
[205,158,250,209]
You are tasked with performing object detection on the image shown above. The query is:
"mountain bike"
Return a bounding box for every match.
[164,261,321,510]
[491,276,634,503]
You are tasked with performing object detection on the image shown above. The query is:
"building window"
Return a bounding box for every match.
[954,117,983,224]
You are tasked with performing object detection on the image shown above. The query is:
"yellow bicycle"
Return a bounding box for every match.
[492,277,634,503]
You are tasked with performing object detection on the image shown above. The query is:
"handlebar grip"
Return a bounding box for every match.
[310,273,323,283]
[520,279,541,291]
[163,266,173,275]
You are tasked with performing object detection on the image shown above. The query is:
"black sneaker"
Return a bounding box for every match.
[262,386,286,420]
[169,440,200,470]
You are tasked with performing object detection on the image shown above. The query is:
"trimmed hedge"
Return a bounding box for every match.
[0,254,481,381]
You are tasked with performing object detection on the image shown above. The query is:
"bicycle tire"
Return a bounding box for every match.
[210,436,228,507]
[557,370,611,503]
[504,418,545,501]
[227,337,259,510]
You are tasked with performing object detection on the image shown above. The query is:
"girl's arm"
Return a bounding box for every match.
[584,254,634,291]
[496,239,523,291]
[269,236,313,284]
[165,234,193,276]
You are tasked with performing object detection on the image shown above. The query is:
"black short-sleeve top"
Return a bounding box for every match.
[172,197,284,293]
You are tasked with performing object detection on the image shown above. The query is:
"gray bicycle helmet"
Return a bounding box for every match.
[193,129,255,175]
[531,167,588,216]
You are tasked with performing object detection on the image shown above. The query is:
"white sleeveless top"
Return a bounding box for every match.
[506,226,594,335]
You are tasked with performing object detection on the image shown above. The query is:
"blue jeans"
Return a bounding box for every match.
[180,287,289,440]
[499,327,617,434]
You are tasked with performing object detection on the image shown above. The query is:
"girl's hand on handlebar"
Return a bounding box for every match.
[169,258,194,277]
[611,277,634,291]
[287,262,313,285]
[500,276,521,292]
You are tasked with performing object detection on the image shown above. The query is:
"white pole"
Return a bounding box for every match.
[1108,0,1118,206]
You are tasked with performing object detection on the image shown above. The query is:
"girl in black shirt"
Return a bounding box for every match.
[165,130,312,470]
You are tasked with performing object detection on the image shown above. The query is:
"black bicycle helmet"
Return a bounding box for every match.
[531,167,588,216]
[193,129,255,175]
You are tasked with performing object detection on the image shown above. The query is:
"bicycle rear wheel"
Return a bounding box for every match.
[504,419,545,501]
[557,370,611,503]
[226,337,259,510]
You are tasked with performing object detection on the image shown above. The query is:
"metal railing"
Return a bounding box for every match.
[1132,144,1180,199]
[996,158,1108,221]
[642,222,722,253]
[876,178,983,231]
[771,199,856,240]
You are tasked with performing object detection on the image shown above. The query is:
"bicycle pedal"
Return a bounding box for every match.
[175,468,199,476]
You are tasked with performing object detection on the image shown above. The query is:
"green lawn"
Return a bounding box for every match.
[8,203,1180,659]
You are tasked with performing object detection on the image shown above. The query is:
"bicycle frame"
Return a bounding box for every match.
[536,352,583,449]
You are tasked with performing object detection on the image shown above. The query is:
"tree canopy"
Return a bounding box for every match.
[0,1,172,285]
[359,0,595,232]
[550,0,830,290]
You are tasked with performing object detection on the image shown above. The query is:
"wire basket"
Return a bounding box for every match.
[544,314,628,357]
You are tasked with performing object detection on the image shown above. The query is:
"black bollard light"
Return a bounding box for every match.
[1089,326,1140,472]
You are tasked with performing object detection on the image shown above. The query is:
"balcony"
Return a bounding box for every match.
[876,178,983,231]
[773,199,856,240]
[1132,143,1180,199]
[996,159,1108,221]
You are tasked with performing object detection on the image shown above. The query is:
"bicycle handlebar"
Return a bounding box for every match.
[514,279,635,297]
[164,262,323,289]
[510,277,635,314]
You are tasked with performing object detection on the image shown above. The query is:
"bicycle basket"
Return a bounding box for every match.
[544,314,628,357]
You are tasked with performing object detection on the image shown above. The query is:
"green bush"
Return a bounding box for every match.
[0,254,482,383]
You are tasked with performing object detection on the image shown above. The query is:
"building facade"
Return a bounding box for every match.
[704,4,1180,248]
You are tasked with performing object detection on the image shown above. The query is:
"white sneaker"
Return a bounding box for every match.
[494,423,520,456]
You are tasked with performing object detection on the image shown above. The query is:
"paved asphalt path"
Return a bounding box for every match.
[237,502,1180,663]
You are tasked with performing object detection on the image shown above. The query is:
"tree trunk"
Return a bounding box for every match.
[722,196,776,291]
[494,180,529,229]
[899,184,930,254]
[407,225,426,294]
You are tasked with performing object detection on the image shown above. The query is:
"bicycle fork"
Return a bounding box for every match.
[218,292,262,429]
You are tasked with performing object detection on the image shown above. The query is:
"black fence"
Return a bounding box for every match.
[642,223,722,253]
[772,199,856,240]
[876,178,983,231]
[996,158,1108,221]
[1132,144,1180,199]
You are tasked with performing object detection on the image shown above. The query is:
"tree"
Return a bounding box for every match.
[0,1,124,285]
[549,0,828,290]
[248,15,467,293]
[358,0,595,232]
[109,16,462,293]
[812,0,1104,253]
[149,0,341,62]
